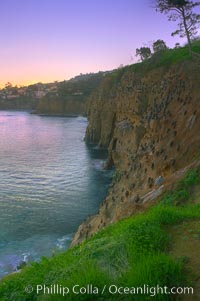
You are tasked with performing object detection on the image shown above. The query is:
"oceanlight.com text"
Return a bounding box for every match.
[25,283,194,297]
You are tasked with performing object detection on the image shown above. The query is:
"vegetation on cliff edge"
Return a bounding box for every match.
[0,168,200,300]
[93,39,200,98]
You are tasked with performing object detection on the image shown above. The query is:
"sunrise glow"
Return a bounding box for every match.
[0,0,190,88]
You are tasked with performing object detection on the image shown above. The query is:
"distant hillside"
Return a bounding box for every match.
[35,72,107,116]
[0,71,109,114]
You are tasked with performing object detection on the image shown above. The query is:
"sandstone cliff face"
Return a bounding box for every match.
[35,97,85,116]
[71,59,200,247]
[0,97,38,111]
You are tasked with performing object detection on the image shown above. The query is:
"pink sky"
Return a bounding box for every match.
[1,0,199,88]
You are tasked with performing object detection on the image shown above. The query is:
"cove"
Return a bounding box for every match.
[0,111,112,278]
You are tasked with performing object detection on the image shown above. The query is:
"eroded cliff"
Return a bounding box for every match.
[71,56,200,247]
[35,96,86,116]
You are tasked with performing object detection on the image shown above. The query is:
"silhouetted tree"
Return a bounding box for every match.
[136,47,152,61]
[153,39,168,52]
[155,0,200,55]
[175,42,181,48]
[5,82,12,89]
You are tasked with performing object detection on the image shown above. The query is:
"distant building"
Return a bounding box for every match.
[7,95,19,99]
[35,91,47,98]
[73,92,83,95]
[18,88,26,95]
[48,85,58,91]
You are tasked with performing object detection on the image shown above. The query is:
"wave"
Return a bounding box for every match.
[56,233,74,250]
[0,233,73,278]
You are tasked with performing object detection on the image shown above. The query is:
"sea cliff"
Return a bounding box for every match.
[71,53,200,246]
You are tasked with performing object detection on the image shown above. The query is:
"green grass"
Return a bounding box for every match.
[134,41,200,71]
[0,168,200,301]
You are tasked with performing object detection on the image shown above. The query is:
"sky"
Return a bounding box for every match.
[0,0,199,87]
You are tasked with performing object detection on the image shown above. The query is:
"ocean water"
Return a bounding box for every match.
[0,111,112,278]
